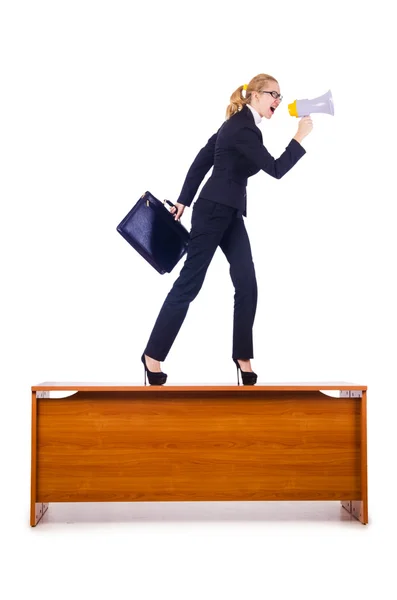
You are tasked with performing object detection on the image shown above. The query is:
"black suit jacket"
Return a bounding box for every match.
[176,104,306,217]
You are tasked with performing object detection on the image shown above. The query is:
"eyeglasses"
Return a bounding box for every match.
[260,90,283,102]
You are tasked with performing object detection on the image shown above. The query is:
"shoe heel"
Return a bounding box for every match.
[236,364,240,386]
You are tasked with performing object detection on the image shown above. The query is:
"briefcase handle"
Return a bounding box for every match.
[164,199,176,209]
[144,193,178,214]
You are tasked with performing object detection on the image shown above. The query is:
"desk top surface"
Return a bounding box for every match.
[32,381,367,392]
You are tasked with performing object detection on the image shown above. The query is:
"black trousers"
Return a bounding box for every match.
[144,197,258,361]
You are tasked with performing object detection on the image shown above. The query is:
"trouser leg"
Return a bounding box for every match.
[219,215,258,359]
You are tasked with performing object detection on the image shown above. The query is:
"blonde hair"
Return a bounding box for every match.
[225,73,279,120]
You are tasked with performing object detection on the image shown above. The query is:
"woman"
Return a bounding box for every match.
[141,73,313,386]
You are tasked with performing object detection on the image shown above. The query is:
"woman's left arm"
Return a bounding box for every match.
[176,131,219,207]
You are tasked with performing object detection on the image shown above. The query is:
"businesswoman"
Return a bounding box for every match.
[141,73,313,385]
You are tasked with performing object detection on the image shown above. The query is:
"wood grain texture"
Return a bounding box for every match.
[36,390,361,503]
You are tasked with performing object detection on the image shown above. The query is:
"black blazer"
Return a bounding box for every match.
[176,104,306,217]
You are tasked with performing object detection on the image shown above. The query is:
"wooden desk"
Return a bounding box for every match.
[30,382,368,526]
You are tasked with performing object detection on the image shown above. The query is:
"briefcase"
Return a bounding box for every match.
[116,190,190,274]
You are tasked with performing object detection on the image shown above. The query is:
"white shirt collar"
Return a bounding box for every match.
[246,103,262,126]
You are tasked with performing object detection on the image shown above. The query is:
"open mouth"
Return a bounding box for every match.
[270,106,276,113]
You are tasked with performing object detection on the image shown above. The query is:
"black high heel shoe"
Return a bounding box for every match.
[232,358,257,386]
[141,353,167,386]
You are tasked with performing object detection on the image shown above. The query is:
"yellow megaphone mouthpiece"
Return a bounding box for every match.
[288,100,298,117]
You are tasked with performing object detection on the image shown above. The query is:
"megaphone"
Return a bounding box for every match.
[288,89,334,117]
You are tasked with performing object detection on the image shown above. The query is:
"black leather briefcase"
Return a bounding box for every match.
[116,190,190,274]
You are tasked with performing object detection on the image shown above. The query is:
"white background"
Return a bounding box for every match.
[1,1,396,598]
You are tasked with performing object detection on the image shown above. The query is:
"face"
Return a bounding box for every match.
[251,82,282,119]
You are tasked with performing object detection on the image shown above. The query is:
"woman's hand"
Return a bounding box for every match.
[294,116,313,143]
[170,202,186,221]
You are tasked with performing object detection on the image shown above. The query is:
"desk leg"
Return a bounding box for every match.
[340,391,368,524]
[359,391,368,524]
[30,391,49,526]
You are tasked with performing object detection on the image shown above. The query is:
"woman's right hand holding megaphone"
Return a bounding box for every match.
[293,116,313,144]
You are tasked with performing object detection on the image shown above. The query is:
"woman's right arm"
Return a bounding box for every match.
[234,118,313,180]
